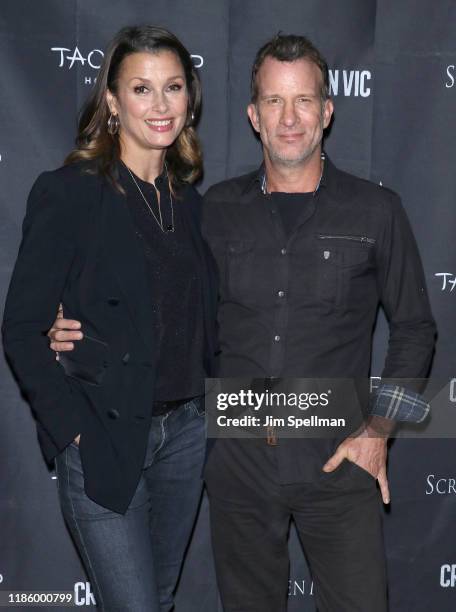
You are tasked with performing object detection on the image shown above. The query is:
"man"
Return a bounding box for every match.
[50,35,435,611]
[199,34,435,612]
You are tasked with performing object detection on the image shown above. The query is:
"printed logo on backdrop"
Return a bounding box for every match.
[426,474,456,495]
[445,64,454,88]
[74,582,96,606]
[328,69,371,97]
[51,47,204,85]
[424,377,456,497]
[450,379,456,403]
[288,579,314,597]
[435,273,456,292]
[440,565,456,587]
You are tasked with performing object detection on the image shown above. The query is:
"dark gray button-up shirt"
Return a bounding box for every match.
[202,156,436,478]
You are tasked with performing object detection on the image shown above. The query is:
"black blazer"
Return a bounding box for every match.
[2,162,218,513]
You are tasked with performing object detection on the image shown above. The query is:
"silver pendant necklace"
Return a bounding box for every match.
[124,163,175,233]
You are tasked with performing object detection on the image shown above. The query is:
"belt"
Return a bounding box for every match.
[266,425,278,445]
[152,397,192,416]
[252,378,280,445]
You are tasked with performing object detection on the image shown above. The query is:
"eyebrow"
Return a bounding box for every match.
[260,93,317,99]
[128,75,185,84]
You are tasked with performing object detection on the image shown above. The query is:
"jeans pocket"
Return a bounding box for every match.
[186,398,205,418]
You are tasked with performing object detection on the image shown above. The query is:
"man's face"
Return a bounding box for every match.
[247,57,333,168]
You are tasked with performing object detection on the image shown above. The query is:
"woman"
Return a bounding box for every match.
[2,25,217,611]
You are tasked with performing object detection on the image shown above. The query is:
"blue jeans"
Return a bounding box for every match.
[55,399,206,611]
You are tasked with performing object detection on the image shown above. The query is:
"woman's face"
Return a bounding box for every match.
[106,50,189,155]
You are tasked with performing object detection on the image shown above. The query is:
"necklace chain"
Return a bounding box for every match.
[261,152,326,196]
[124,163,174,233]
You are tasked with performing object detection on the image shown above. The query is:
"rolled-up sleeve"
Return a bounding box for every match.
[370,191,437,422]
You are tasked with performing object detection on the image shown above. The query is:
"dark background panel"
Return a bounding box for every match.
[384,439,456,612]
[370,8,456,606]
[375,0,456,58]
[0,1,455,610]
[0,1,78,237]
[370,1,456,380]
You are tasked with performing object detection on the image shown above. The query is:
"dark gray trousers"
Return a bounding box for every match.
[205,438,387,612]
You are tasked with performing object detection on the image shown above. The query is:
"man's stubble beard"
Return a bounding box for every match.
[268,146,317,168]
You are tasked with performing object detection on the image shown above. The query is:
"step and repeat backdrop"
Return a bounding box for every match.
[1,1,455,610]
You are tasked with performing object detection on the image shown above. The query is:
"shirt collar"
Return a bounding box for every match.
[154,166,168,186]
[241,162,266,195]
[242,151,331,196]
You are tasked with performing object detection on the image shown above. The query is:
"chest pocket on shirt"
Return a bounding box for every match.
[315,234,375,308]
[226,239,255,300]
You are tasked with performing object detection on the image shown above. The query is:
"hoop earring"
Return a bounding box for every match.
[107,113,120,135]
[186,110,195,127]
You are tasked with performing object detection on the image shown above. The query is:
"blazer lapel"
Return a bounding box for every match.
[100,179,156,357]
